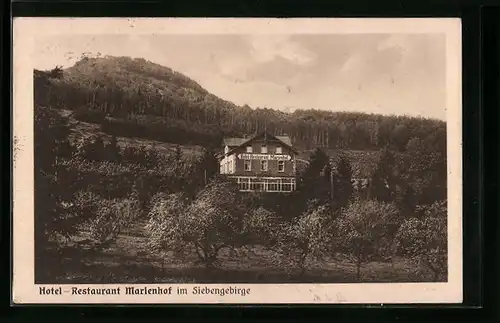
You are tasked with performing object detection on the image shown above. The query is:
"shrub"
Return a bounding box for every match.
[75,135,106,161]
[78,192,141,248]
[120,144,161,168]
[73,107,106,124]
[87,202,121,246]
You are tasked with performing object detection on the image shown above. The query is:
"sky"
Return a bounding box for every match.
[34,33,446,120]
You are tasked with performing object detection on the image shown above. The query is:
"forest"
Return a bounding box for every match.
[32,56,448,284]
[34,55,446,153]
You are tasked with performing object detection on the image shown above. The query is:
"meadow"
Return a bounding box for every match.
[48,222,436,284]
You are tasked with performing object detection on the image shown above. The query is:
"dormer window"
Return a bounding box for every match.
[261,144,267,154]
[276,147,282,154]
[224,146,229,155]
[246,146,253,153]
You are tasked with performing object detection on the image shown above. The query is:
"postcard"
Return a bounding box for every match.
[12,17,462,304]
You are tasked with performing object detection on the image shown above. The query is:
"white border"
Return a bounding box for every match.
[12,18,462,304]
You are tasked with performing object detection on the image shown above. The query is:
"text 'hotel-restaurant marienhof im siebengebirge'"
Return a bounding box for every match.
[218,131,298,193]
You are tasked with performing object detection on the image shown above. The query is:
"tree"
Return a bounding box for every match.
[332,153,354,212]
[145,192,189,268]
[405,137,429,175]
[273,204,331,277]
[403,137,447,206]
[394,200,447,281]
[77,192,141,249]
[105,135,121,161]
[145,179,244,268]
[299,148,331,206]
[35,107,78,241]
[144,145,160,168]
[173,145,183,166]
[242,206,281,247]
[48,65,64,79]
[395,183,417,216]
[369,147,397,202]
[77,135,106,161]
[34,106,80,280]
[334,200,400,281]
[185,147,219,197]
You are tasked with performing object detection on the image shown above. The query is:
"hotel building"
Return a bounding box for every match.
[219,131,298,192]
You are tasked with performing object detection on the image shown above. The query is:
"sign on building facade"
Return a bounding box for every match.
[237,153,292,161]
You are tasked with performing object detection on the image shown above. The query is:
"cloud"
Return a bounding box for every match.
[33,33,446,120]
[248,35,316,65]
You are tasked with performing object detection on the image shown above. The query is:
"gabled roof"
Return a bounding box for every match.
[223,135,293,147]
[223,137,248,147]
[223,131,298,155]
[275,136,292,146]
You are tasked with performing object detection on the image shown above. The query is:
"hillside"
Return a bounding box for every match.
[34,55,446,163]
[60,109,204,158]
[58,108,377,178]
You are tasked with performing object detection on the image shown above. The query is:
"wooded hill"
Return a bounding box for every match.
[34,55,446,156]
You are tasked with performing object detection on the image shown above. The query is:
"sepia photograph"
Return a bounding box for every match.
[13,18,462,304]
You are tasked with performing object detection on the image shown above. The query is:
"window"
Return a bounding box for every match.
[261,144,267,153]
[268,183,278,191]
[237,177,250,191]
[233,176,296,192]
[278,160,285,172]
[261,160,268,171]
[250,178,265,191]
[244,160,251,171]
[251,182,264,191]
[246,146,253,153]
[268,179,279,191]
[224,146,229,154]
[276,147,282,154]
[282,183,292,192]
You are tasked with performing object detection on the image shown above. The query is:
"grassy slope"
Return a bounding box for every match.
[64,109,204,158]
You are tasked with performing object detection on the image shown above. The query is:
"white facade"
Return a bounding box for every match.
[219,154,237,174]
